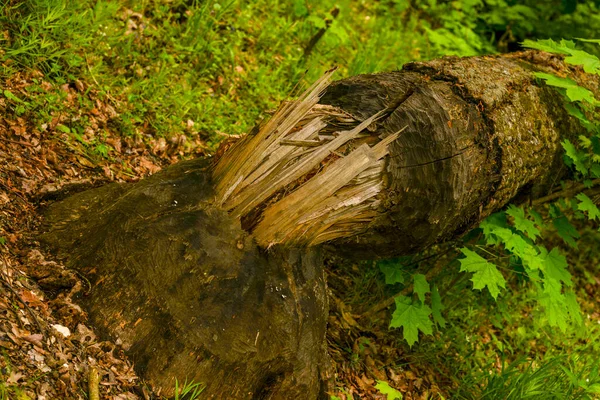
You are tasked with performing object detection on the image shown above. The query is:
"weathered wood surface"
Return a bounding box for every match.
[42,160,330,398]
[317,52,594,257]
[40,51,595,398]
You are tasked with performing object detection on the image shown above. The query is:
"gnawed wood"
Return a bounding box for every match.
[223,110,385,217]
[213,69,337,205]
[213,74,406,247]
[252,129,403,246]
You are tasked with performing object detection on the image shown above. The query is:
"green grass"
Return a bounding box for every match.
[171,379,204,400]
[0,383,31,400]
[4,0,600,154]
[0,0,479,156]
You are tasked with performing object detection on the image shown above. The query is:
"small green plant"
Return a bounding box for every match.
[456,355,600,399]
[0,381,32,400]
[172,378,204,400]
[375,380,403,400]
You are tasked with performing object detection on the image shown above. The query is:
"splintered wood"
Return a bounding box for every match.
[213,71,401,247]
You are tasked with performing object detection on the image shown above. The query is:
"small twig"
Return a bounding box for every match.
[0,180,33,209]
[302,7,339,59]
[89,367,100,400]
[0,137,35,147]
[85,53,118,105]
[531,178,600,206]
[56,138,98,167]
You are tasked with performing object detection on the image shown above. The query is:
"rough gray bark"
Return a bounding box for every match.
[39,51,594,398]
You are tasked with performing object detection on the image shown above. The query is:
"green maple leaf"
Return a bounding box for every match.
[528,209,545,227]
[580,135,592,149]
[524,39,600,74]
[378,260,405,285]
[565,50,600,74]
[542,247,573,287]
[565,102,596,131]
[562,139,589,175]
[552,214,580,248]
[576,193,600,220]
[526,266,542,282]
[458,248,506,300]
[520,245,544,271]
[413,274,430,304]
[431,285,446,328]
[537,282,582,332]
[543,275,563,297]
[503,231,530,256]
[506,205,540,240]
[375,381,403,400]
[390,295,433,347]
[564,291,583,326]
[480,212,508,244]
[522,39,571,54]
[537,289,569,332]
[535,73,598,104]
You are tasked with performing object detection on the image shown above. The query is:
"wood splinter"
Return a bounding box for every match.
[213,72,407,247]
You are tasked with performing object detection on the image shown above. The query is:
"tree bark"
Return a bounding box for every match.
[40,51,594,398]
[42,159,331,398]
[319,51,591,258]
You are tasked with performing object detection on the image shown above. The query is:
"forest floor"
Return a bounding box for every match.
[3,1,600,399]
[0,70,169,399]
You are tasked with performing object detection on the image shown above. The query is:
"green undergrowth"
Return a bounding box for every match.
[435,265,600,400]
[0,0,433,154]
[4,0,600,157]
[337,227,600,398]
[171,379,204,400]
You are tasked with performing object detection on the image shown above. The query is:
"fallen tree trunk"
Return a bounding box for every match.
[213,51,590,258]
[40,51,594,398]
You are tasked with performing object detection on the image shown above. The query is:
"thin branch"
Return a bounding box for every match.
[303,7,340,59]
[531,178,600,206]
[88,367,100,400]
[0,137,35,147]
